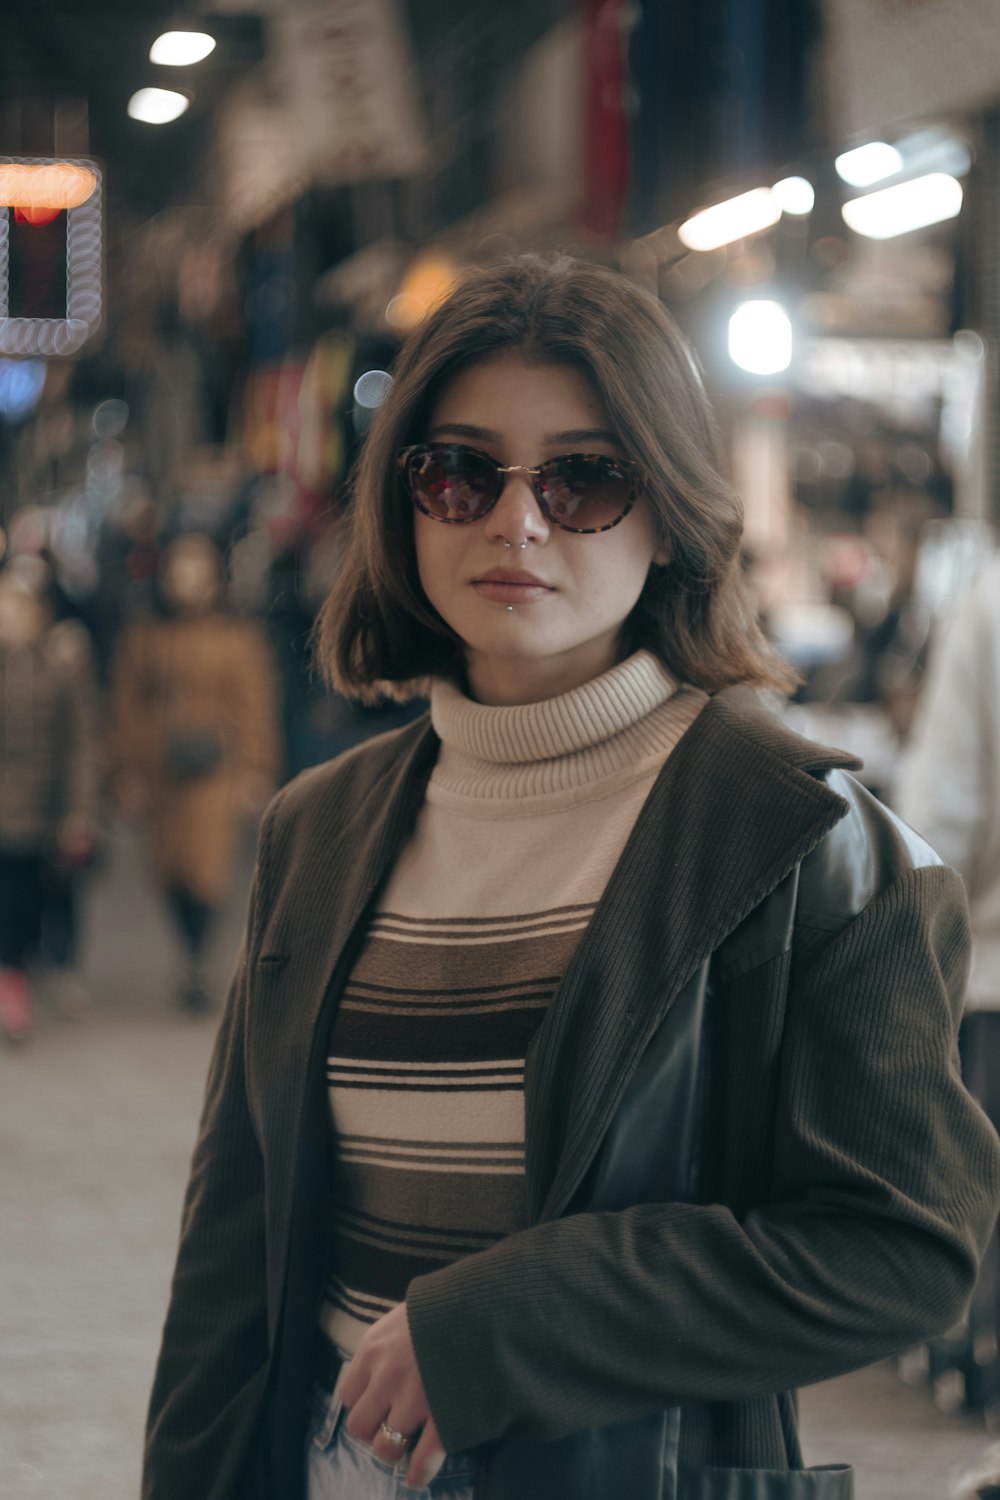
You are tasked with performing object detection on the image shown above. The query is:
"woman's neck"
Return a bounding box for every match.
[463,629,626,706]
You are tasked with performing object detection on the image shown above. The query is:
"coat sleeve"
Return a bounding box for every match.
[405,862,1000,1454]
[142,808,276,1500]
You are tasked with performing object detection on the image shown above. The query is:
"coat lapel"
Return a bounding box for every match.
[251,717,440,1325]
[526,687,861,1224]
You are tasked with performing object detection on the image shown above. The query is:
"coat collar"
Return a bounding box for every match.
[259,687,860,1231]
[523,685,860,1220]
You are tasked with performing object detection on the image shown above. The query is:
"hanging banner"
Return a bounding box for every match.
[274,0,427,185]
[576,0,633,240]
[218,80,308,232]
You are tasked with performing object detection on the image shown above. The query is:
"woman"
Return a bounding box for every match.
[143,256,1000,1500]
[109,533,280,1011]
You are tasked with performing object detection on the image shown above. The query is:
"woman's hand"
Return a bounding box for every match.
[338,1301,447,1488]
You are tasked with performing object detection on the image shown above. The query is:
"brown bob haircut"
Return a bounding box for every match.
[316,253,798,700]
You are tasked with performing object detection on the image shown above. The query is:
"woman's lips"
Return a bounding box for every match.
[471,569,554,603]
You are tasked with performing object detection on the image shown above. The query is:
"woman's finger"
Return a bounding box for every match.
[363,1387,427,1464]
[368,1410,418,1467]
[343,1387,387,1444]
[336,1353,368,1412]
[405,1415,447,1489]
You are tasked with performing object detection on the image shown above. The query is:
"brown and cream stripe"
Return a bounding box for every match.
[318,652,707,1356]
[319,910,590,1353]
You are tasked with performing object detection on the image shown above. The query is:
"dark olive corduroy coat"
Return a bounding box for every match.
[143,686,1000,1499]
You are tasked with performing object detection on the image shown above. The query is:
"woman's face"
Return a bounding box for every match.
[414,351,667,706]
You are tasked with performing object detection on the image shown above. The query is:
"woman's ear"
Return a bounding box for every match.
[652,539,672,567]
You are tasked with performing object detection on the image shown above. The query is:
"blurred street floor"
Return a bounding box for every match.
[0,819,995,1499]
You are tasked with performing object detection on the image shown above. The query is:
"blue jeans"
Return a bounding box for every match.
[305,1350,476,1500]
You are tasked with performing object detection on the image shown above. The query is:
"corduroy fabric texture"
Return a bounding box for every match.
[408,864,982,1453]
[142,686,1000,1500]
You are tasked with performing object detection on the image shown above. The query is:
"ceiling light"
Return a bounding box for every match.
[678,188,780,253]
[729,300,792,375]
[127,88,190,125]
[834,142,903,187]
[771,176,815,216]
[841,173,964,240]
[149,30,216,66]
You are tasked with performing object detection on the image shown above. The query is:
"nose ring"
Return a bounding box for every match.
[501,537,529,550]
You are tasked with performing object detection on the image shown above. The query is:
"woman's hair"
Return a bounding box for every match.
[316,252,798,700]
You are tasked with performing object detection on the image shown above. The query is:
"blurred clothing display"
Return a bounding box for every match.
[108,536,281,1011]
[900,551,1000,1420]
[900,552,1000,1009]
[0,572,100,1040]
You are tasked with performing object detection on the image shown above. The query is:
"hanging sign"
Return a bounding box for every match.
[274,0,427,185]
[0,157,103,357]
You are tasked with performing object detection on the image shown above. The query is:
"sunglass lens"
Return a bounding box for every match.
[540,456,633,531]
[409,446,496,521]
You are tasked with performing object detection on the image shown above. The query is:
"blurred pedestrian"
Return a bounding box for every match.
[0,560,99,1041]
[900,550,1000,1417]
[144,256,1000,1500]
[108,533,280,1012]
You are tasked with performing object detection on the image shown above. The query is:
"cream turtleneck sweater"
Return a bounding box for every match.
[319,653,706,1355]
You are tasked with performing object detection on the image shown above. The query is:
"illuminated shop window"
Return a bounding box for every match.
[0,157,103,357]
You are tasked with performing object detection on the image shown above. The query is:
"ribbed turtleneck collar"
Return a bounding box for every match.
[428,651,707,807]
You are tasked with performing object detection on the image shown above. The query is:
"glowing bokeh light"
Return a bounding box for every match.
[353,370,393,409]
[678,188,780,252]
[834,142,903,188]
[149,31,217,66]
[0,359,46,421]
[771,176,815,216]
[15,206,62,227]
[728,300,793,375]
[841,173,963,239]
[127,89,190,125]
[386,255,458,330]
[0,162,97,211]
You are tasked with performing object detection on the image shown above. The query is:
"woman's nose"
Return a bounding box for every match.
[483,470,551,545]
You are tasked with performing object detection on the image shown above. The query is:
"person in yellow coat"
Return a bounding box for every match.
[109,533,281,1011]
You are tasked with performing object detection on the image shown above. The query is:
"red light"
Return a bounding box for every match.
[14,206,63,227]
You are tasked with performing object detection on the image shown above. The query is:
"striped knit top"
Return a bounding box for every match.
[318,650,708,1355]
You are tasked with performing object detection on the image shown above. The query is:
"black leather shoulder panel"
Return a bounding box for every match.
[797,768,943,930]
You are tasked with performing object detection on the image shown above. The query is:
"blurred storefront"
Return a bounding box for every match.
[2,0,1000,793]
[603,0,1000,807]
